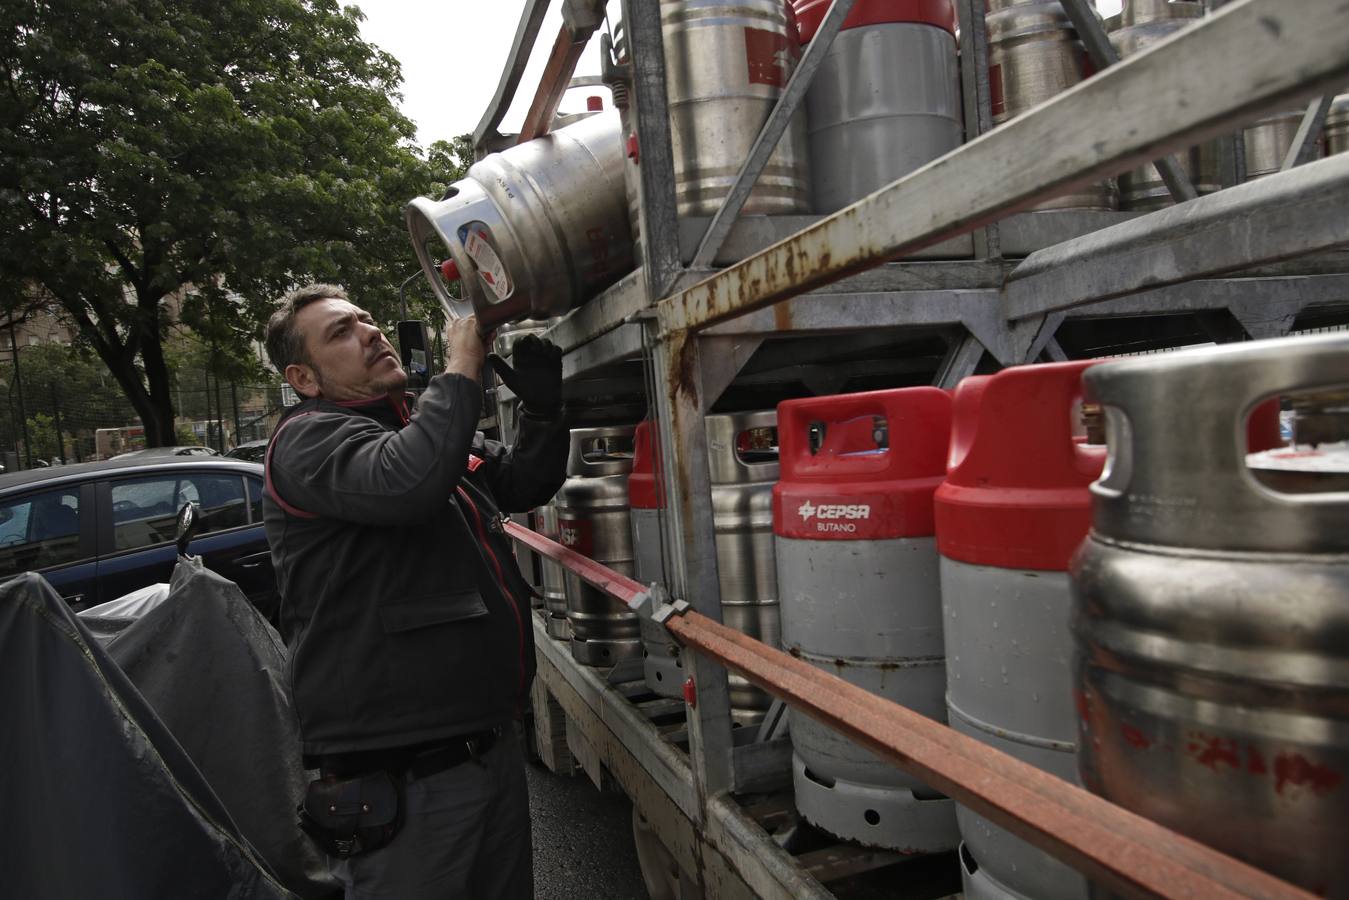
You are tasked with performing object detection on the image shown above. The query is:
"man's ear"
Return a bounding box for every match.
[285,363,320,399]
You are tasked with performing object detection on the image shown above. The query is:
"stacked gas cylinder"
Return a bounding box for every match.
[632,414,784,728]
[405,0,1349,335]
[763,336,1349,894]
[407,0,968,326]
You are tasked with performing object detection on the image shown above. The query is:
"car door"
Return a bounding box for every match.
[96,468,276,616]
[0,482,99,611]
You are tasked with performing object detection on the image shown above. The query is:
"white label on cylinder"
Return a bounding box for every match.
[464,225,512,301]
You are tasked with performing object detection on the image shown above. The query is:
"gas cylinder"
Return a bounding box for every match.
[985,0,1117,210]
[708,410,781,723]
[661,0,811,215]
[406,111,633,333]
[629,421,682,697]
[1243,110,1312,180]
[793,0,962,213]
[555,425,640,666]
[775,387,959,851]
[537,502,570,638]
[1109,1,1219,208]
[1326,93,1349,156]
[1072,334,1349,895]
[934,361,1105,900]
[492,319,554,359]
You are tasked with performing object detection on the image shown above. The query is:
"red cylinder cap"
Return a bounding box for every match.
[1246,397,1282,453]
[586,95,604,112]
[629,420,665,509]
[935,361,1106,571]
[793,0,957,43]
[774,387,951,540]
[440,258,460,282]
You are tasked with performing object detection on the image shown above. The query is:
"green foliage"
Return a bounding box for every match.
[0,0,454,442]
[24,412,57,460]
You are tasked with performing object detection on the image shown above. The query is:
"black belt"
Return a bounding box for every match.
[405,727,501,781]
[318,726,503,781]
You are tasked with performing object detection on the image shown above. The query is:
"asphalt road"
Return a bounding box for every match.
[529,760,649,900]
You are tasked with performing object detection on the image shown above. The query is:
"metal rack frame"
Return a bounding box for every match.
[473,1,1349,896]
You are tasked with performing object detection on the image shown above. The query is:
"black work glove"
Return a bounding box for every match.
[488,334,563,416]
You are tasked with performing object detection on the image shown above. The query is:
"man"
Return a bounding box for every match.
[262,283,567,899]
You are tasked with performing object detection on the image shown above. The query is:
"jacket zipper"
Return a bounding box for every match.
[457,486,527,707]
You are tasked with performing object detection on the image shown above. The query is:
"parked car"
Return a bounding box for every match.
[0,457,276,620]
[110,445,220,460]
[225,439,269,463]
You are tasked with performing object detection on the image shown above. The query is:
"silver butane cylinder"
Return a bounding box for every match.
[1325,93,1349,157]
[661,0,811,215]
[1242,110,1311,180]
[1109,0,1218,208]
[1073,334,1349,896]
[708,411,781,723]
[537,502,570,639]
[802,17,962,212]
[555,426,640,666]
[985,0,1117,210]
[407,112,633,332]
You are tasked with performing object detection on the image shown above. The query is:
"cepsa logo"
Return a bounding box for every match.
[796,500,871,533]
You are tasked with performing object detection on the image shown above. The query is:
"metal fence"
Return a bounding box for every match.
[0,380,285,472]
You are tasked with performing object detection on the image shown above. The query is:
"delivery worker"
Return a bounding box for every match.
[262,283,566,899]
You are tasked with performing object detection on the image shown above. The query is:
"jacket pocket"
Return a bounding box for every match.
[379,591,488,634]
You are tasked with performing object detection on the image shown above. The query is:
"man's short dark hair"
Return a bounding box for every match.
[266,283,348,372]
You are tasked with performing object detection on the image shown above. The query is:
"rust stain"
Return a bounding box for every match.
[1120,724,1152,750]
[773,301,793,332]
[668,333,699,405]
[1186,733,1241,771]
[1273,753,1343,797]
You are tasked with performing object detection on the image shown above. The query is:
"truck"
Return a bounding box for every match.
[427,1,1349,898]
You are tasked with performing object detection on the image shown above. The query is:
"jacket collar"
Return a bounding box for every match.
[277,392,413,430]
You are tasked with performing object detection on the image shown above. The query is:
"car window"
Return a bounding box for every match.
[0,488,83,576]
[111,473,249,551]
[247,475,263,522]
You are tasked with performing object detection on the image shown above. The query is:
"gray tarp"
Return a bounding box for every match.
[2,562,338,899]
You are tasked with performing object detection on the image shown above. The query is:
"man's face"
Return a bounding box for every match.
[286,297,407,401]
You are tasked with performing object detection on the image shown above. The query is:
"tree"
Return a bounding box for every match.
[0,340,140,461]
[0,0,456,444]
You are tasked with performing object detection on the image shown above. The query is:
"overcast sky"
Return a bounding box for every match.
[353,0,1126,149]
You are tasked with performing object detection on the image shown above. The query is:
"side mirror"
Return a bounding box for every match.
[175,502,202,557]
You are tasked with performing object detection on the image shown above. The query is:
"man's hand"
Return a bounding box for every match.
[488,335,563,415]
[445,316,488,380]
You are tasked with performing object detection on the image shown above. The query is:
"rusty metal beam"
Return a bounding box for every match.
[516,25,590,144]
[508,521,648,606]
[652,0,1349,337]
[507,522,1315,900]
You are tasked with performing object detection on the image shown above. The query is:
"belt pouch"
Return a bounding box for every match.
[298,770,404,859]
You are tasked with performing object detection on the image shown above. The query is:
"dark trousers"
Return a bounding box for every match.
[330,725,533,899]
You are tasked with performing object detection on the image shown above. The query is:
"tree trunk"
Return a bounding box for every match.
[59,288,179,448]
